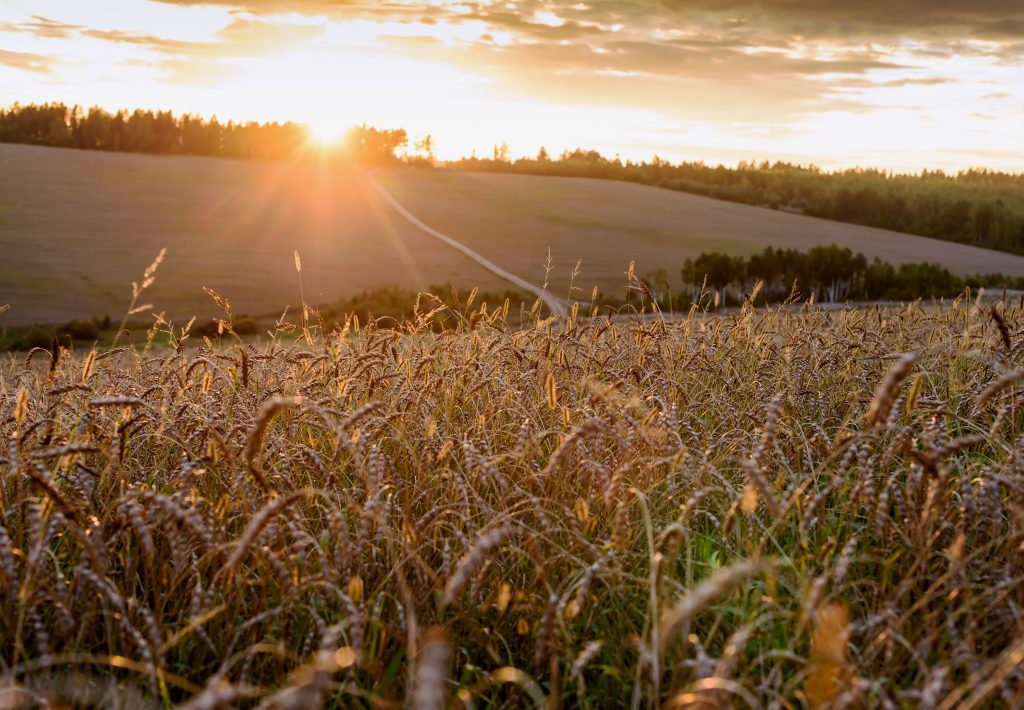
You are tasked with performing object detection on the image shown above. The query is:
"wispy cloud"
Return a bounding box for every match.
[0,15,83,39]
[0,48,60,74]
[0,1,1020,169]
[143,0,1024,42]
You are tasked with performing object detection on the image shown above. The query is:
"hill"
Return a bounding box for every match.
[450,154,1024,255]
[375,168,1024,297]
[5,144,1024,325]
[0,144,501,325]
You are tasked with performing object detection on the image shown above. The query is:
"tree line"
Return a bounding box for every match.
[452,149,1024,256]
[0,102,407,164]
[634,244,1024,310]
[5,102,1023,255]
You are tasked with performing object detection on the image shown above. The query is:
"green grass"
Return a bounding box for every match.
[1,291,1022,707]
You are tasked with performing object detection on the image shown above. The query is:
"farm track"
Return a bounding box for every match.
[369,173,568,317]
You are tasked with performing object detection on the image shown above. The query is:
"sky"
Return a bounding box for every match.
[1,0,1022,171]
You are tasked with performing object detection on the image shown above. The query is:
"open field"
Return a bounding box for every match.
[376,168,1024,296]
[6,143,1024,326]
[1,303,1023,706]
[0,144,502,325]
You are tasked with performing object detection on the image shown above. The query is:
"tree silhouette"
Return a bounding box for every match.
[0,102,407,165]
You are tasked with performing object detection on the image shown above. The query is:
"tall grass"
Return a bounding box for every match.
[1,294,1023,707]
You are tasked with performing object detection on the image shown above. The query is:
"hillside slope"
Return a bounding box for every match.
[0,145,501,324]
[378,168,1024,297]
[4,144,1024,325]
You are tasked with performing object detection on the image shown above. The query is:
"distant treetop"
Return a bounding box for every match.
[0,102,407,165]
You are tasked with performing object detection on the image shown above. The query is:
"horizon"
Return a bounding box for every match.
[2,1,1023,172]
[5,100,1024,178]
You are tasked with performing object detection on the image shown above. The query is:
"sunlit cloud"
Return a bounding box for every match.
[0,0,1021,170]
[0,49,60,74]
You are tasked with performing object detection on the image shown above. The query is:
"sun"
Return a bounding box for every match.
[306,118,347,146]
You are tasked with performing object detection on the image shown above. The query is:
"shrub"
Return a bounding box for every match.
[233,317,260,336]
[57,319,100,340]
[193,319,222,338]
[10,326,54,351]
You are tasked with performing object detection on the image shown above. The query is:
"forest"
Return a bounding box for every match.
[453,150,1024,256]
[0,102,406,164]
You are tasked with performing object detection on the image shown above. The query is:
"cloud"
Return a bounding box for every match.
[0,14,83,38]
[0,15,82,39]
[837,77,954,89]
[0,49,59,74]
[143,0,1024,41]
[132,0,1022,124]
[364,24,910,123]
[665,0,1024,39]
[80,28,203,53]
[76,17,322,58]
[0,14,323,89]
[597,40,905,78]
[216,16,324,49]
[2,0,1017,171]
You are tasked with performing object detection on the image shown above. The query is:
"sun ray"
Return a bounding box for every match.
[306,118,347,146]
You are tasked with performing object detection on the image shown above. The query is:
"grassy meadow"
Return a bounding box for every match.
[1,290,1023,707]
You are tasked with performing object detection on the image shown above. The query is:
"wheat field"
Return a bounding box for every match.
[1,293,1023,707]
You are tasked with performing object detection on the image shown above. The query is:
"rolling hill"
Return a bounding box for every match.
[0,144,502,325]
[4,143,1024,325]
[375,168,1024,297]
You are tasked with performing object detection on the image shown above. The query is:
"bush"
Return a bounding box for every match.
[233,317,260,336]
[57,319,100,341]
[678,244,1024,303]
[192,317,260,338]
[193,319,223,338]
[11,326,54,351]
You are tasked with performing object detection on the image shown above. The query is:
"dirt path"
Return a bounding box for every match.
[369,174,567,318]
